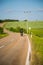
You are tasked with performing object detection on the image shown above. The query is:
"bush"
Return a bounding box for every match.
[0,20,3,23]
[9,27,15,32]
[23,28,27,33]
[0,27,3,34]
[6,27,27,33]
[16,26,20,32]
[9,27,20,32]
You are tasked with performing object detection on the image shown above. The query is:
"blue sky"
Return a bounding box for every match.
[0,0,43,20]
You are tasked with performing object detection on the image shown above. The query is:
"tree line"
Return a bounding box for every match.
[0,19,19,23]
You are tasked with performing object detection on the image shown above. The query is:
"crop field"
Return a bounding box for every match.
[4,21,43,29]
[4,21,43,65]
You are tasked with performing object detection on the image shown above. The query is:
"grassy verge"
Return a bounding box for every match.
[31,28,43,37]
[0,33,8,39]
[30,28,43,65]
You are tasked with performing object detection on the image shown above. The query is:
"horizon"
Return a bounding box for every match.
[0,0,43,20]
[0,18,43,21]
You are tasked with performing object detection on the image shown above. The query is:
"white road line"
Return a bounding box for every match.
[0,45,5,49]
[25,36,31,65]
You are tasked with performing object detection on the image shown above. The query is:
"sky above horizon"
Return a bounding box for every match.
[0,0,43,20]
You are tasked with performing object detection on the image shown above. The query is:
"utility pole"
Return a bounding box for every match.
[24,11,31,34]
[24,11,28,34]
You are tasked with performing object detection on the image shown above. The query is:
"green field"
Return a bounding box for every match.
[4,21,43,65]
[31,28,43,37]
[31,29,43,65]
[4,21,43,29]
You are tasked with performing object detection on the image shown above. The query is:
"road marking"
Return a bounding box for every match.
[25,36,31,65]
[0,45,5,49]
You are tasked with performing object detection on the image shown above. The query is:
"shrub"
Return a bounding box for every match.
[16,26,20,32]
[9,27,20,32]
[0,20,3,23]
[9,27,15,32]
[6,26,27,33]
[0,27,3,34]
[23,28,27,33]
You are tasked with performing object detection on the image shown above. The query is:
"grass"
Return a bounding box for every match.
[30,29,43,65]
[4,21,43,29]
[0,33,8,39]
[31,28,43,37]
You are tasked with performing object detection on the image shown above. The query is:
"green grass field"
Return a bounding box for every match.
[4,21,43,65]
[31,29,43,65]
[4,21,43,29]
[31,28,43,37]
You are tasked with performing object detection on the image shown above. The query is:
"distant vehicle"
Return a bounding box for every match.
[20,28,23,36]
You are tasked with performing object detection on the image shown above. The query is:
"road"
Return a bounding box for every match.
[0,29,31,65]
[0,33,31,65]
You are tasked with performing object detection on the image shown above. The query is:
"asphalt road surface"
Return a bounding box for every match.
[0,32,31,65]
[0,23,31,65]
